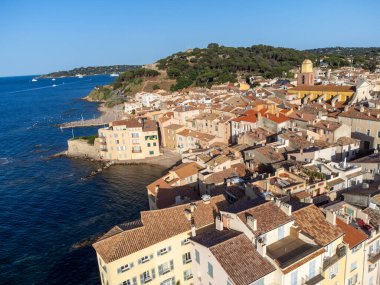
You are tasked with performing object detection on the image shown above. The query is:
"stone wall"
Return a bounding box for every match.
[67,139,100,160]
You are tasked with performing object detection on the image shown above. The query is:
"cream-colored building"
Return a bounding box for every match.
[98,119,160,160]
[93,195,228,285]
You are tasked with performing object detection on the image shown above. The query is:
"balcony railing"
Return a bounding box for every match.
[184,274,193,280]
[368,251,380,264]
[323,245,346,270]
[132,149,142,153]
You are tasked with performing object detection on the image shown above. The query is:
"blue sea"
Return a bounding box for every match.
[0,76,166,284]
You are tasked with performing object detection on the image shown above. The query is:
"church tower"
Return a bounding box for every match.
[297,59,314,86]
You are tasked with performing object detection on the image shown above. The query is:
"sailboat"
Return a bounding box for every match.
[32,78,38,82]
[110,73,119,77]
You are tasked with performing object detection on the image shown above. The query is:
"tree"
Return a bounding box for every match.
[152,84,160,90]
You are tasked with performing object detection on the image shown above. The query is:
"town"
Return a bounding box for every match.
[88,59,380,285]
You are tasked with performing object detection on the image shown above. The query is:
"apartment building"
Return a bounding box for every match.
[98,119,159,160]
[338,106,380,149]
[92,195,229,285]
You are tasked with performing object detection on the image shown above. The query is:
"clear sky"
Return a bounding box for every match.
[1,0,379,76]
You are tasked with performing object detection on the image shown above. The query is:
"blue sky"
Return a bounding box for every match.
[0,0,379,76]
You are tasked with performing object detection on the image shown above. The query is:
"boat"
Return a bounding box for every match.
[76,74,84,78]
[52,84,57,87]
[52,78,56,81]
[110,73,119,77]
[32,78,38,82]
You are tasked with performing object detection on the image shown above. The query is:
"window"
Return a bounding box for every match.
[195,249,200,264]
[208,262,213,278]
[140,270,153,284]
[378,131,380,138]
[183,252,191,264]
[291,270,298,285]
[132,133,139,138]
[278,226,285,240]
[367,129,371,136]
[158,260,174,276]
[160,277,175,285]
[149,151,154,155]
[181,238,190,245]
[118,262,134,273]
[309,259,316,278]
[350,261,357,272]
[184,269,193,280]
[329,263,338,279]
[138,255,152,264]
[348,273,358,285]
[153,142,157,146]
[120,278,137,285]
[157,246,171,256]
[147,143,151,147]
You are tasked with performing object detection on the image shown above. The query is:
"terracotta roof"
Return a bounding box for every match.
[171,162,203,179]
[288,85,356,93]
[164,124,184,130]
[237,201,294,236]
[111,119,157,132]
[363,207,380,228]
[293,205,344,246]
[177,129,215,142]
[192,230,275,285]
[204,163,247,185]
[336,218,367,249]
[93,195,229,263]
[310,120,341,131]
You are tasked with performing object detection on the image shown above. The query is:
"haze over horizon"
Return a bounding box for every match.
[1,0,379,77]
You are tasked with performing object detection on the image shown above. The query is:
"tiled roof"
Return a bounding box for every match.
[336,218,367,249]
[193,230,276,285]
[204,163,247,185]
[363,207,380,228]
[171,162,203,179]
[293,205,344,246]
[288,85,356,93]
[93,195,229,263]
[177,129,215,142]
[237,201,294,236]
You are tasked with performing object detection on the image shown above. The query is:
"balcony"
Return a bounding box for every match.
[132,149,142,153]
[368,251,380,264]
[184,274,193,280]
[304,273,324,285]
[323,245,346,270]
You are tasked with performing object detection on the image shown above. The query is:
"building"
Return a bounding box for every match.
[98,119,159,160]
[297,59,315,86]
[92,195,229,285]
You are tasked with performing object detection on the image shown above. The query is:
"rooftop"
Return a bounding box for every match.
[267,235,322,270]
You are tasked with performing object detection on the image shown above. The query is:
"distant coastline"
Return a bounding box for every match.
[39,64,141,79]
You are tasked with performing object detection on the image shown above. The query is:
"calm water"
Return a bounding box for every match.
[0,76,166,284]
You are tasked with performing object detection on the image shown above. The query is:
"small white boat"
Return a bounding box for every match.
[110,73,119,77]
[32,78,38,82]
[52,84,57,87]
[52,78,56,81]
[76,74,84,78]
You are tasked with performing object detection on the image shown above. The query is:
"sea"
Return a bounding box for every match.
[0,75,166,285]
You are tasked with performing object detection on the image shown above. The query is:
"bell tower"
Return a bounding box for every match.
[297,59,314,86]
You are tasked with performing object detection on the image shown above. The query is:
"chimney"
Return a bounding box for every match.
[344,105,349,112]
[327,123,330,128]
[184,209,192,221]
[191,224,196,237]
[300,148,304,155]
[155,185,160,194]
[278,202,292,216]
[360,106,365,112]
[246,215,258,231]
[326,210,337,226]
[190,202,197,213]
[215,215,223,231]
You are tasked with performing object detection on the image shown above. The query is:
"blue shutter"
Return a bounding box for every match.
[168,246,172,252]
[138,258,142,265]
[130,262,134,268]
[182,254,186,265]
[151,268,156,279]
[150,254,154,259]
[117,267,121,274]
[170,260,174,270]
[158,265,163,276]
[157,250,161,256]
[140,274,144,284]
[132,277,137,285]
